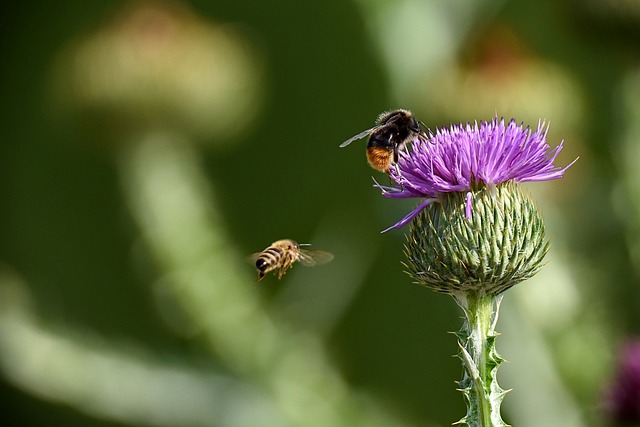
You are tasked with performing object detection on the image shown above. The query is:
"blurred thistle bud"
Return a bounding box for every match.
[421,25,584,135]
[53,0,263,144]
[377,118,577,295]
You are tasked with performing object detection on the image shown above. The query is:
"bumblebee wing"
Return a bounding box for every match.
[297,250,334,267]
[339,128,375,147]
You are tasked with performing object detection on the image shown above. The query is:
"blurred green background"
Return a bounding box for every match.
[1,0,639,426]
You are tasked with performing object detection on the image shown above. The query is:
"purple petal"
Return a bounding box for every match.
[381,198,438,233]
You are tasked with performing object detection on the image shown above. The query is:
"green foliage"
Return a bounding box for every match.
[1,0,639,426]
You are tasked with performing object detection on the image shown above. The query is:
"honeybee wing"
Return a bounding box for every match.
[339,127,376,147]
[297,249,334,267]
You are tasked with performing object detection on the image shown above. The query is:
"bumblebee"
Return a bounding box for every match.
[339,109,425,173]
[252,239,334,281]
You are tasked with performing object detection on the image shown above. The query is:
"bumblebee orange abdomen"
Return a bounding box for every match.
[366,147,393,173]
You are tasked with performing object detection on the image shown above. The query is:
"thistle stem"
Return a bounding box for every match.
[453,291,508,427]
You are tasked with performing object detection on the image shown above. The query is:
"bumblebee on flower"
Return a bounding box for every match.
[378,117,577,232]
[375,117,576,296]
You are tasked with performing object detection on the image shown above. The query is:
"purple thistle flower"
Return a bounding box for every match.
[390,117,575,423]
[377,118,577,231]
[604,340,640,424]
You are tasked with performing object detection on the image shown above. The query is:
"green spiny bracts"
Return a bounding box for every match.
[404,182,548,295]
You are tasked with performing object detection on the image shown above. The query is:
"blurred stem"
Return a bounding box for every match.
[0,276,282,427]
[117,131,406,427]
[453,291,507,427]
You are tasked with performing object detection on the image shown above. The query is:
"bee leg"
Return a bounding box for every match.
[390,163,404,188]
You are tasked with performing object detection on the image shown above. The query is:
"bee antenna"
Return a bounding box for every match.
[298,243,312,247]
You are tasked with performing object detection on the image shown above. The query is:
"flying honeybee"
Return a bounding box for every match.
[252,239,334,281]
[339,109,426,173]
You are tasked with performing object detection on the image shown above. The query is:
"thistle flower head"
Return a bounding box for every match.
[380,117,576,295]
[378,118,576,230]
